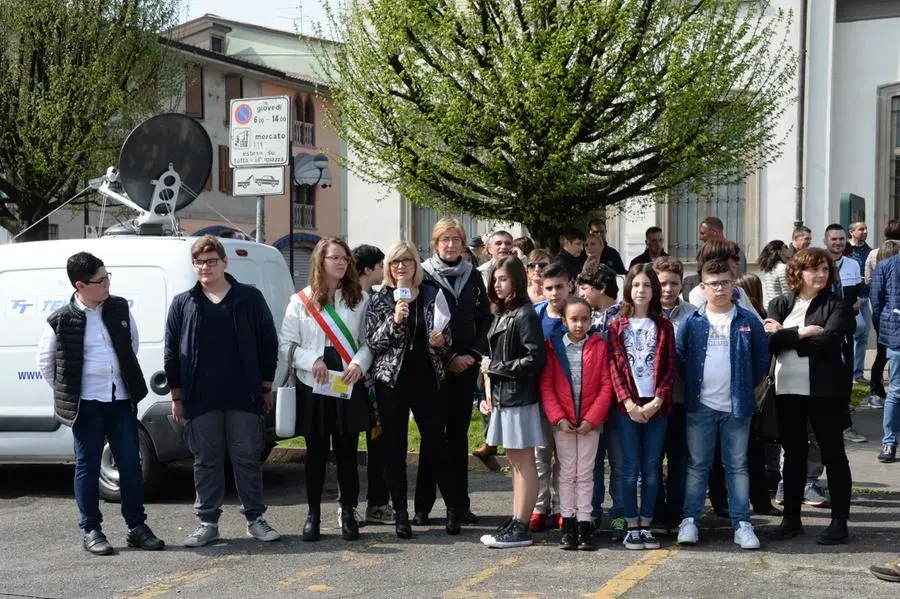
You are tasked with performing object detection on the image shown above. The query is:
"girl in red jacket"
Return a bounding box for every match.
[539,297,613,551]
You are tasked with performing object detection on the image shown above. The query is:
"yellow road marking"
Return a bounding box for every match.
[442,550,530,598]
[121,567,226,599]
[308,584,332,591]
[589,548,678,598]
[278,564,329,588]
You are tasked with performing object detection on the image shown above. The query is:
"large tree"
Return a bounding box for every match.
[0,0,181,240]
[323,0,796,240]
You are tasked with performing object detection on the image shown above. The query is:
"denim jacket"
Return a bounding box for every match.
[675,305,768,418]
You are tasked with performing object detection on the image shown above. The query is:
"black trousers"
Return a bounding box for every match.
[776,394,852,521]
[304,432,360,513]
[871,343,887,398]
[415,367,478,514]
[376,371,460,513]
[707,414,772,512]
[365,429,390,507]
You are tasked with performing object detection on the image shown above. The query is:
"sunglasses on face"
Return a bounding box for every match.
[527,261,548,269]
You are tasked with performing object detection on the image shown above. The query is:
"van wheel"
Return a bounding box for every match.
[99,428,161,503]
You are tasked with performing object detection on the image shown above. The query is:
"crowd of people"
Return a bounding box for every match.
[36,214,900,582]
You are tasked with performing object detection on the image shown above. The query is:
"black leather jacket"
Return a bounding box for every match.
[486,303,546,408]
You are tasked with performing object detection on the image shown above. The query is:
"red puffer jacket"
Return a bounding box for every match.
[539,333,614,429]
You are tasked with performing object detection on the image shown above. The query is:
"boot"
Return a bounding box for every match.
[445,509,461,535]
[394,510,412,539]
[412,512,430,526]
[577,521,597,551]
[817,518,849,545]
[768,517,803,541]
[302,513,321,542]
[341,507,360,541]
[559,517,578,550]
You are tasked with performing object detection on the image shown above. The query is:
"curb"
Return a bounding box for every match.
[267,446,510,472]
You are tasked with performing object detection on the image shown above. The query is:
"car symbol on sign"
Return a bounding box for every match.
[255,175,280,187]
[237,174,253,189]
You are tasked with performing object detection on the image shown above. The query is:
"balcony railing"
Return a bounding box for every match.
[293,204,315,229]
[293,121,315,146]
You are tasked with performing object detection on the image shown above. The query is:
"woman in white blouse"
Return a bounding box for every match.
[280,237,373,543]
[757,240,791,307]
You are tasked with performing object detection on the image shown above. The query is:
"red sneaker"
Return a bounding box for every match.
[528,513,546,532]
[553,513,564,530]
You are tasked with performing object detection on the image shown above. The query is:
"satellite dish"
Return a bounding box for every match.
[117,113,212,215]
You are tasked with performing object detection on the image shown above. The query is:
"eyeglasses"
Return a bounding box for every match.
[438,236,463,245]
[84,273,112,286]
[701,280,734,290]
[527,261,548,269]
[390,258,415,268]
[325,255,351,263]
[192,258,220,268]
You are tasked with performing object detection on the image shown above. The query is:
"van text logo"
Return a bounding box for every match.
[10,300,34,314]
[8,298,135,315]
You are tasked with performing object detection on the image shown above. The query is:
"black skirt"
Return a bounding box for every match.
[296,347,372,437]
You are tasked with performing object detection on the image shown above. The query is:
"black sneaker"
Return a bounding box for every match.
[83,529,113,556]
[878,445,897,463]
[640,528,661,549]
[480,517,514,545]
[483,520,533,548]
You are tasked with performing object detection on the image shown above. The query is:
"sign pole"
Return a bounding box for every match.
[255,196,265,244]
[288,153,295,281]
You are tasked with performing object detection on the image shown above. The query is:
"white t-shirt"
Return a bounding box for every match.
[834,256,862,296]
[624,318,657,399]
[774,297,812,396]
[700,307,735,412]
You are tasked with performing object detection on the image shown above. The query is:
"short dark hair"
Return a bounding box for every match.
[562,296,593,318]
[824,223,845,235]
[487,256,529,314]
[67,252,105,287]
[577,262,618,299]
[700,259,733,279]
[786,248,838,292]
[885,220,900,241]
[352,244,385,273]
[559,227,586,243]
[652,256,684,279]
[645,226,663,238]
[696,240,740,274]
[191,234,226,259]
[513,237,535,255]
[541,262,570,281]
[701,216,724,231]
[792,226,811,238]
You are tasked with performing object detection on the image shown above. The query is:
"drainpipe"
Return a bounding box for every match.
[794,0,809,229]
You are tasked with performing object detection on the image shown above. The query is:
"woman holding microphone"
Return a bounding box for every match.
[365,241,463,538]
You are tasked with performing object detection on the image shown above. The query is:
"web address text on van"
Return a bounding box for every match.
[17,371,44,381]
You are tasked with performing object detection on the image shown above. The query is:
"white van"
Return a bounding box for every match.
[0,236,295,500]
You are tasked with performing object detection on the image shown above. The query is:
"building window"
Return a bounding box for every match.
[224,75,243,122]
[211,36,224,53]
[218,145,232,194]
[666,181,746,263]
[293,95,316,147]
[892,96,900,218]
[411,204,479,258]
[48,224,59,240]
[877,84,900,226]
[293,184,316,228]
[185,65,204,120]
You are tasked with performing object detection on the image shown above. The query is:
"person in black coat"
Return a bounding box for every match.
[415,218,492,525]
[764,248,855,545]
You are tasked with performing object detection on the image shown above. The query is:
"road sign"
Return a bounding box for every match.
[233,167,286,197]
[229,96,291,168]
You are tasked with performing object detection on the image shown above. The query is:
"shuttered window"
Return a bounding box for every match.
[218,145,231,194]
[667,182,746,262]
[185,65,204,119]
[224,75,243,122]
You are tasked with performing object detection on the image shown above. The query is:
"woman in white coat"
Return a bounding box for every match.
[280,237,373,542]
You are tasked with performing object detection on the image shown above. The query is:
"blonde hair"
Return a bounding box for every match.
[430,217,467,252]
[383,240,425,288]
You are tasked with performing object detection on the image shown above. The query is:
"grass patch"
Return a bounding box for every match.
[278,408,488,453]
[851,383,869,408]
[851,487,899,496]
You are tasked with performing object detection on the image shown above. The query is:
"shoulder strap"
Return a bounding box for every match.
[297,287,355,366]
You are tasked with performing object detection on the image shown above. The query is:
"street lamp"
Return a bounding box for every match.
[288,152,330,286]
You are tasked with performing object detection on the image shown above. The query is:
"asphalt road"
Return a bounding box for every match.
[1,408,898,599]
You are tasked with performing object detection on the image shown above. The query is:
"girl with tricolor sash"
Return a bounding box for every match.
[280,237,373,543]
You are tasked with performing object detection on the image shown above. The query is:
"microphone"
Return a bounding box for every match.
[394,287,412,320]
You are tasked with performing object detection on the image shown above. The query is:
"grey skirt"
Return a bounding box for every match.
[485,402,546,450]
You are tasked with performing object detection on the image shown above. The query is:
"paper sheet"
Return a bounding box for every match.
[433,290,451,332]
[312,370,354,399]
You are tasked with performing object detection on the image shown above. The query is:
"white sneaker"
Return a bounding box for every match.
[184,522,219,547]
[247,517,281,542]
[365,504,394,524]
[677,518,699,545]
[733,521,760,550]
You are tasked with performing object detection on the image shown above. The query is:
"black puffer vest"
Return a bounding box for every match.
[46,295,148,426]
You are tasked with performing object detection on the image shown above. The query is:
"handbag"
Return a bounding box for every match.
[275,343,299,438]
[753,356,779,442]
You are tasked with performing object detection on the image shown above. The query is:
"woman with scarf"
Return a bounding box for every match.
[413,218,493,526]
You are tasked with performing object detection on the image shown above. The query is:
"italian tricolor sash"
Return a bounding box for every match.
[297,287,382,437]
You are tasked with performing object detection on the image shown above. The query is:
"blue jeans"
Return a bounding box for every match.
[884,349,900,446]
[655,404,688,524]
[72,399,146,532]
[615,410,668,522]
[591,412,624,519]
[854,298,871,379]
[682,403,751,529]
